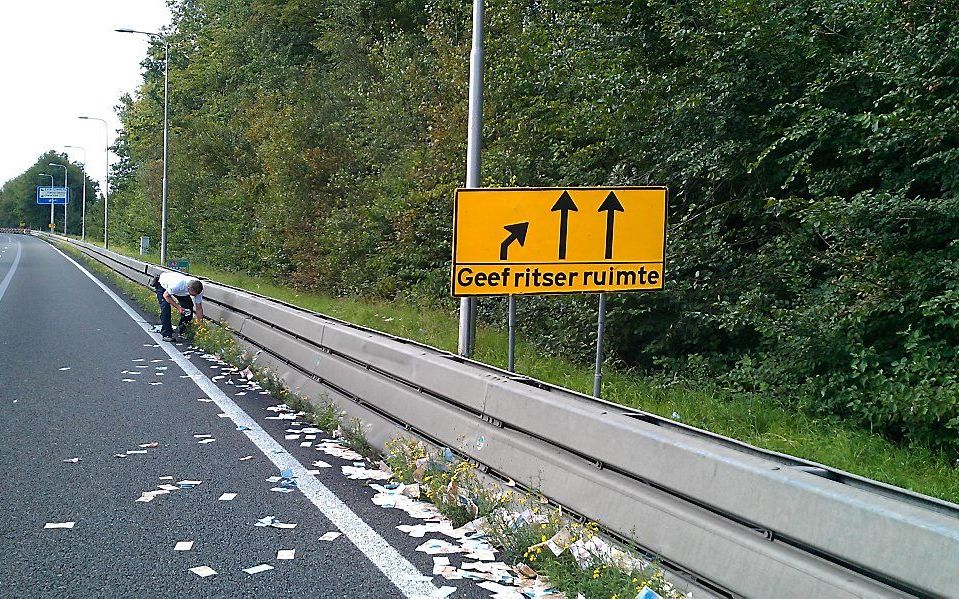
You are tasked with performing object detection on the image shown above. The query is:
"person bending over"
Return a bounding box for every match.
[151,272,204,342]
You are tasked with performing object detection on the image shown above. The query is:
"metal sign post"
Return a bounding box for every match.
[593,292,607,397]
[507,295,517,371]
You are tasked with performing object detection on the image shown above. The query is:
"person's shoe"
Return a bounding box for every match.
[162,335,175,342]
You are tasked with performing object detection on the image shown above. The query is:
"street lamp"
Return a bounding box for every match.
[48,163,68,235]
[64,145,87,240]
[458,0,486,357]
[116,27,170,265]
[78,116,110,248]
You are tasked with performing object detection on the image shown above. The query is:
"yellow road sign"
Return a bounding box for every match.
[452,187,667,296]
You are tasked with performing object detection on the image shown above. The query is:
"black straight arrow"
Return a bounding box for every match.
[500,222,529,260]
[551,191,578,260]
[598,191,625,259]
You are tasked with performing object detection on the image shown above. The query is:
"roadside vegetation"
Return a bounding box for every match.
[62,240,959,504]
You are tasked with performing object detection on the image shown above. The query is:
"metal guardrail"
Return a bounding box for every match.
[43,233,959,598]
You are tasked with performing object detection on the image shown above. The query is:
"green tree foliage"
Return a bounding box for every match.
[102,0,959,452]
[0,151,99,235]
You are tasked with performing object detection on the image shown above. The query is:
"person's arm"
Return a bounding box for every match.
[195,303,204,321]
[163,290,184,313]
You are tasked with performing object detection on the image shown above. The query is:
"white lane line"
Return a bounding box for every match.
[0,237,22,306]
[47,242,439,598]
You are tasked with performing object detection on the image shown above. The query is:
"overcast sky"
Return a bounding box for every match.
[0,1,172,193]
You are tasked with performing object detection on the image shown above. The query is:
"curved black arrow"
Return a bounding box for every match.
[598,191,625,259]
[551,191,578,260]
[500,222,529,260]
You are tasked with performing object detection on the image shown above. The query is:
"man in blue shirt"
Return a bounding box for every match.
[151,272,204,342]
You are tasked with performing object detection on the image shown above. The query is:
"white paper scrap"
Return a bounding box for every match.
[44,521,75,529]
[58,367,71,371]
[174,541,194,551]
[276,549,295,560]
[198,439,216,444]
[218,493,237,501]
[319,531,342,541]
[243,564,274,575]
[189,566,217,578]
[239,455,254,461]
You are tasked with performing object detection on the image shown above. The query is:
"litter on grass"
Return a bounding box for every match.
[341,465,392,481]
[316,442,364,462]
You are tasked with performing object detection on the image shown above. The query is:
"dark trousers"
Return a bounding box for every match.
[153,280,194,337]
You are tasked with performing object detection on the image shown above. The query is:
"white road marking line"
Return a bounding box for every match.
[0,237,22,307]
[47,241,439,598]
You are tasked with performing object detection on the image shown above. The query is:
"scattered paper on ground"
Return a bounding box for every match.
[174,541,194,551]
[44,522,75,529]
[277,549,295,560]
[319,531,341,541]
[189,566,217,578]
[243,564,274,575]
[219,493,237,501]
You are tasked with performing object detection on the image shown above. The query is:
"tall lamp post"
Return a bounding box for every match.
[116,27,169,265]
[458,0,486,357]
[38,173,54,230]
[64,145,87,240]
[48,163,68,235]
[78,116,110,248]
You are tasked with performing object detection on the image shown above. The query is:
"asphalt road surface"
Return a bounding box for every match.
[0,234,486,598]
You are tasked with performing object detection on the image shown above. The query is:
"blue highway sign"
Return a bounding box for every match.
[36,186,69,205]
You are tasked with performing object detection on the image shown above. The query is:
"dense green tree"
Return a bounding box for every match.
[0,151,99,235]
[92,0,959,451]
